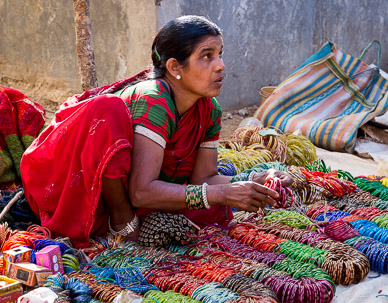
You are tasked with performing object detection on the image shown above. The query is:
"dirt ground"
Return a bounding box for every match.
[219,105,260,140]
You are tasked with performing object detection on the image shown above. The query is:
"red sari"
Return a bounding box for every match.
[21,71,232,248]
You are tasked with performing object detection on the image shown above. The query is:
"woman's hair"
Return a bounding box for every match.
[151,15,222,78]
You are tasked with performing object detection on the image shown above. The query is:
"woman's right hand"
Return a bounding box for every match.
[219,181,279,212]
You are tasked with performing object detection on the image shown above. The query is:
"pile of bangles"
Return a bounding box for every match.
[1,149,388,302]
[218,126,317,175]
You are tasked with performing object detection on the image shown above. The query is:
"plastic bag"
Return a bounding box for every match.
[17,287,57,303]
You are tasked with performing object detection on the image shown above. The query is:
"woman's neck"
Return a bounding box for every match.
[161,75,200,117]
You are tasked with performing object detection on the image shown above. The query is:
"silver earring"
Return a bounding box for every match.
[176,75,181,80]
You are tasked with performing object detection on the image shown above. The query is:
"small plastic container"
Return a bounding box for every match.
[237,117,264,129]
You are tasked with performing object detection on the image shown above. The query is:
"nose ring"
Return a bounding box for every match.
[216,66,221,71]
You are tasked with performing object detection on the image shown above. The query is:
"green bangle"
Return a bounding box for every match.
[230,173,249,183]
[185,184,208,210]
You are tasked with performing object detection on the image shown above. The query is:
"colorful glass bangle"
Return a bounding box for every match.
[186,184,206,210]
[230,173,249,183]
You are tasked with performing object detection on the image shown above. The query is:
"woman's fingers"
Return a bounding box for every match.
[227,181,278,210]
[274,171,293,187]
[281,175,294,187]
[226,170,294,212]
[279,174,292,186]
[252,171,267,185]
[253,193,277,208]
[263,169,294,187]
[234,195,268,212]
[252,182,279,199]
[253,169,294,188]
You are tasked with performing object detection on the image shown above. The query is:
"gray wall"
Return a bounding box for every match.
[157,0,388,110]
[0,0,156,109]
[1,0,387,111]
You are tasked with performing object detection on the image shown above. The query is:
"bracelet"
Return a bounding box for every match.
[202,183,210,209]
[108,215,139,237]
[248,171,257,181]
[230,173,249,183]
[186,184,205,210]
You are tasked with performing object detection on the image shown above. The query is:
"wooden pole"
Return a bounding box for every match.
[72,0,98,91]
[0,191,23,222]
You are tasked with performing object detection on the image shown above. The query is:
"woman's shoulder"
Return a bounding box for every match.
[135,80,176,113]
[116,79,170,99]
[136,79,169,94]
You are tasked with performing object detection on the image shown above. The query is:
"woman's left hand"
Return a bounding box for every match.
[252,169,293,188]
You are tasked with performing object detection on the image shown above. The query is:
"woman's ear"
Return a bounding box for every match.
[165,58,181,78]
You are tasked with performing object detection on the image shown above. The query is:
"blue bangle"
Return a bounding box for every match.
[217,159,237,176]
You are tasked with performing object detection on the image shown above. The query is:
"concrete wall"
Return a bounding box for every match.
[157,0,388,110]
[1,0,387,110]
[0,0,156,109]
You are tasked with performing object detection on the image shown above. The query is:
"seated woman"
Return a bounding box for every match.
[20,15,292,248]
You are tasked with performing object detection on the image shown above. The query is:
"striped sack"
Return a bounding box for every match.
[255,41,388,152]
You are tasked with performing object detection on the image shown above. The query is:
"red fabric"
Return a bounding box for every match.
[21,94,133,248]
[0,87,45,181]
[103,148,131,180]
[61,69,149,110]
[21,71,231,247]
[136,97,232,228]
[162,98,215,177]
[0,87,45,138]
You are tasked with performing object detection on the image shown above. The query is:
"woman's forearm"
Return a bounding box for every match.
[201,174,232,185]
[129,135,227,210]
[130,179,225,209]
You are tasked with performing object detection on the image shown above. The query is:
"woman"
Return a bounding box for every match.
[21,15,292,248]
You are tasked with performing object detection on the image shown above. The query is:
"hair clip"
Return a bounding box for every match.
[154,47,162,62]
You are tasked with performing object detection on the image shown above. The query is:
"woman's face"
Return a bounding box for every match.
[178,35,225,99]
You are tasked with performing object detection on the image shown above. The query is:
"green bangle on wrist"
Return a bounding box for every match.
[230,173,249,183]
[185,183,210,210]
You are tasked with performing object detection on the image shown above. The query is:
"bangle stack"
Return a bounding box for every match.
[230,173,249,183]
[229,171,257,183]
[186,183,211,210]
